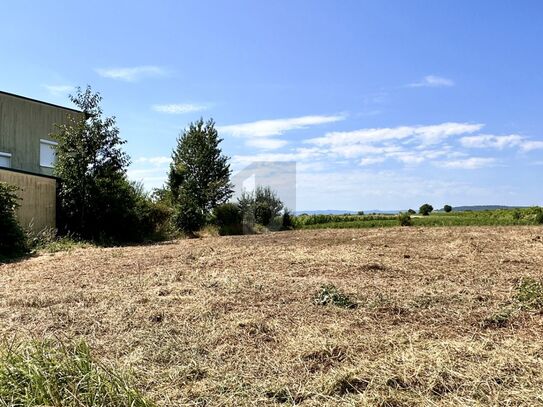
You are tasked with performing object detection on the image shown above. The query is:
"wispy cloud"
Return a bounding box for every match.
[43,84,74,96]
[438,157,495,169]
[359,157,386,166]
[307,122,483,148]
[460,134,524,149]
[152,103,208,114]
[219,114,346,138]
[519,140,543,152]
[408,75,455,88]
[95,65,167,82]
[219,114,345,151]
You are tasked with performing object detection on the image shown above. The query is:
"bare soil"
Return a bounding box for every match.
[1,227,543,406]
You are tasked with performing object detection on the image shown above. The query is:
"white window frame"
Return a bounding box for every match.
[0,152,11,168]
[39,139,58,168]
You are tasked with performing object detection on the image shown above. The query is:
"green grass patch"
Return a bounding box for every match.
[0,340,154,407]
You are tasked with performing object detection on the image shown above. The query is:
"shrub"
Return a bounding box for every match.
[536,209,543,225]
[407,209,416,215]
[0,182,27,260]
[0,340,154,407]
[214,203,243,235]
[281,209,294,230]
[443,205,452,213]
[419,203,434,216]
[398,212,412,226]
[314,284,357,309]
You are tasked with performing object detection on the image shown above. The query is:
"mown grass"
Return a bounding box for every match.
[0,340,153,407]
[294,207,543,229]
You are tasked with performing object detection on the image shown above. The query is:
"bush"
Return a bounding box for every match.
[407,209,416,215]
[214,203,243,235]
[0,182,27,260]
[314,284,357,309]
[0,340,154,407]
[419,203,434,216]
[443,205,452,213]
[398,212,412,226]
[282,209,294,230]
[536,209,543,225]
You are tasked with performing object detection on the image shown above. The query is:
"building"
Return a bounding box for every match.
[0,90,82,232]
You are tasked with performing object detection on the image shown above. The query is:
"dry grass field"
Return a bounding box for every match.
[1,227,543,406]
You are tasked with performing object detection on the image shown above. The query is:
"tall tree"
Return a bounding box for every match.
[168,118,233,233]
[53,86,133,241]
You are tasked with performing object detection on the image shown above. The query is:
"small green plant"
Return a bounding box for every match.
[314,284,357,309]
[443,205,452,213]
[398,212,412,226]
[482,307,515,328]
[0,340,154,407]
[514,277,543,310]
[512,209,522,220]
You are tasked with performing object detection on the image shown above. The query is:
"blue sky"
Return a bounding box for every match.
[2,0,542,211]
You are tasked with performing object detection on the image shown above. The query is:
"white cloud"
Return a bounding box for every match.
[152,103,208,114]
[246,138,288,150]
[360,157,386,166]
[219,114,345,151]
[519,140,543,152]
[135,156,171,166]
[408,75,455,88]
[219,114,345,138]
[307,122,483,148]
[43,84,74,96]
[460,134,524,149]
[438,157,495,169]
[95,66,167,82]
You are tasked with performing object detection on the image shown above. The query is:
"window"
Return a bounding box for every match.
[40,139,58,168]
[0,152,11,168]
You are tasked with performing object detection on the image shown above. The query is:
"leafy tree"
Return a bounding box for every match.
[168,118,233,234]
[407,209,416,215]
[0,183,27,259]
[238,185,284,226]
[443,204,453,213]
[53,86,151,243]
[419,203,434,216]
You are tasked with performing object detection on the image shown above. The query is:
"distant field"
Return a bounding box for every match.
[294,207,543,229]
[1,227,543,406]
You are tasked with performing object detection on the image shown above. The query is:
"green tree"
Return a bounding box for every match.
[238,185,284,226]
[407,209,416,215]
[53,86,142,243]
[0,183,28,259]
[168,118,233,234]
[419,203,434,216]
[443,204,453,213]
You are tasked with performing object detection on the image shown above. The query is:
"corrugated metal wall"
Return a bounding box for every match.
[0,169,56,232]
